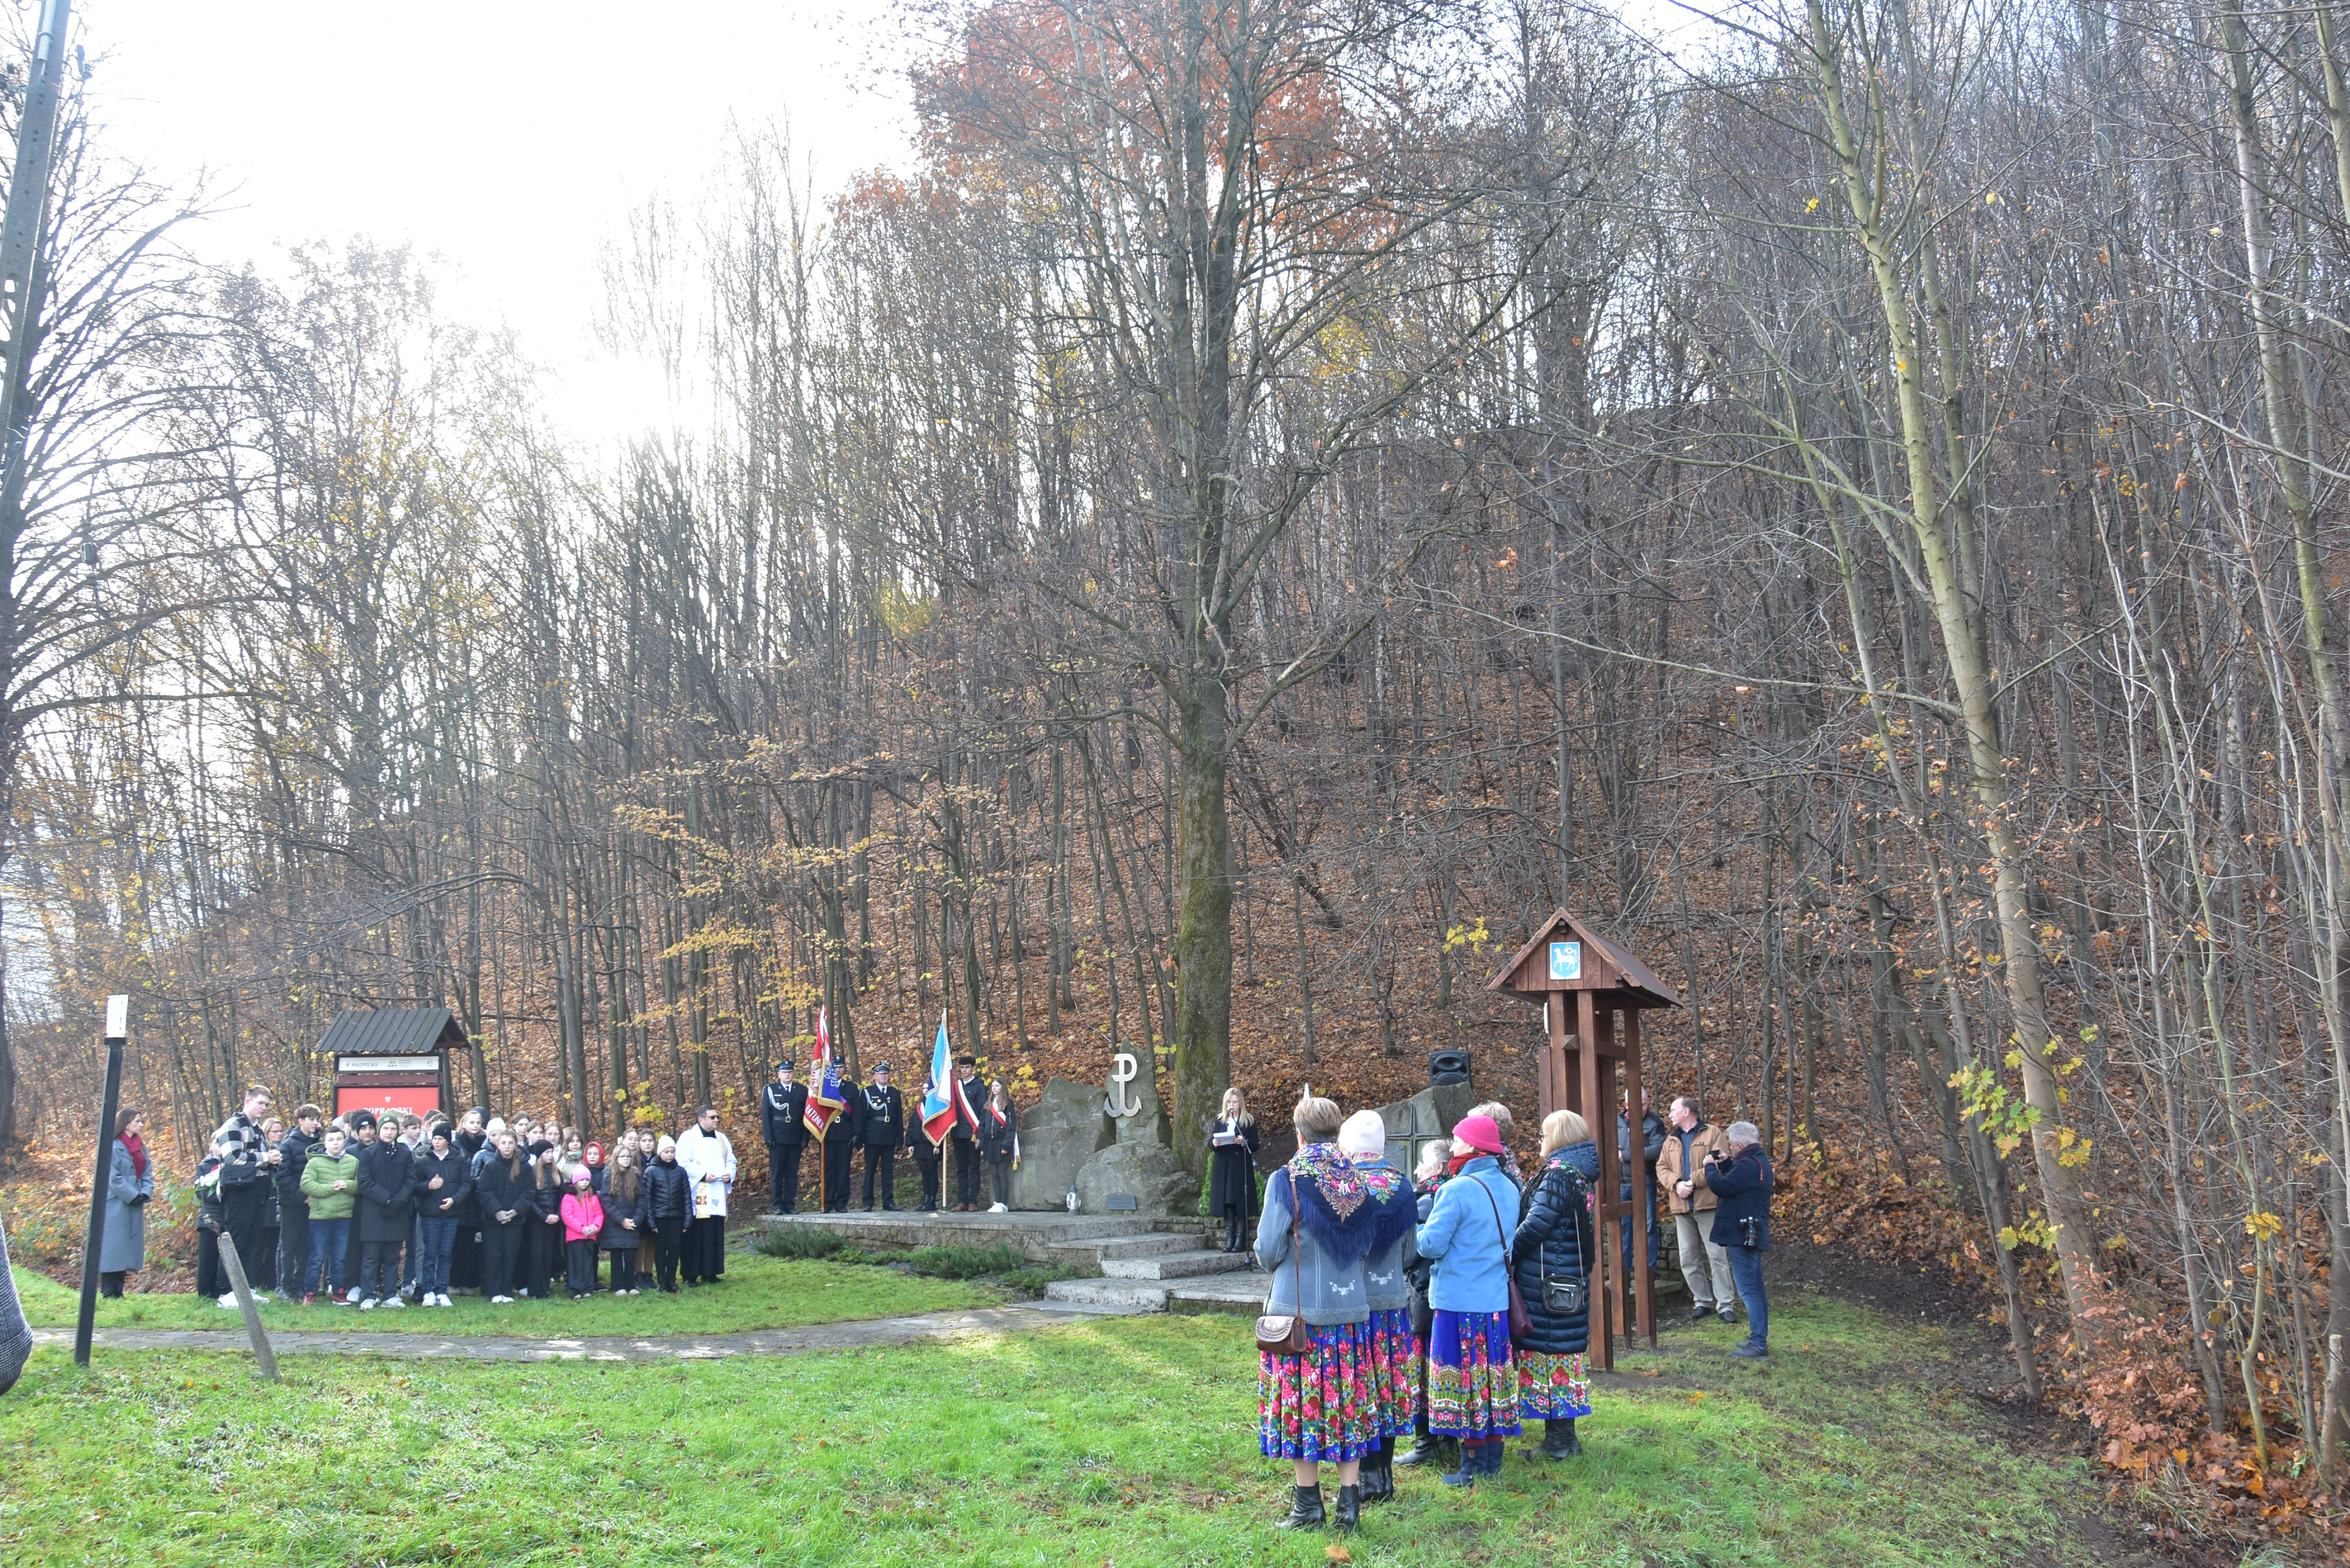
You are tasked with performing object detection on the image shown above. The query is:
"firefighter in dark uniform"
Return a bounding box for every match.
[952,1055,988,1211]
[821,1070,858,1212]
[854,1063,905,1211]
[761,1061,810,1214]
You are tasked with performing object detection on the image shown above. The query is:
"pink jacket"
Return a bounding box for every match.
[560,1191,606,1244]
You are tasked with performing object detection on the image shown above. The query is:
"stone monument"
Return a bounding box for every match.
[1067,1049,1187,1214]
[1007,1076,1117,1210]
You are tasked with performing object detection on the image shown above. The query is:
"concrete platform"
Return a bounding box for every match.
[757,1207,1215,1268]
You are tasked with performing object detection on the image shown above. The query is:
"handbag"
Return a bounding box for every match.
[1537,1169,1587,1317]
[1476,1179,1532,1339]
[1255,1173,1314,1356]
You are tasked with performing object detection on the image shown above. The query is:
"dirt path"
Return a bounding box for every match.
[28,1299,1134,1363]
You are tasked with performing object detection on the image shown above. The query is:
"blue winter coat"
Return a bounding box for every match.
[1512,1141,1598,1355]
[1415,1156,1520,1314]
[1707,1144,1775,1253]
[100,1140,152,1272]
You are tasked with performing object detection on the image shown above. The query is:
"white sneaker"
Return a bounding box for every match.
[358,1297,377,1310]
[384,1295,406,1309]
[217,1293,239,1308]
[988,1203,1008,1213]
[435,1293,452,1307]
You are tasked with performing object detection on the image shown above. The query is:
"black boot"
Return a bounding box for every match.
[1539,1418,1582,1459]
[1396,1415,1440,1466]
[1332,1483,1361,1532]
[1359,1441,1393,1504]
[1274,1483,1325,1530]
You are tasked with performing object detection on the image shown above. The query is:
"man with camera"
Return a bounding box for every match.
[1657,1096,1735,1325]
[1704,1121,1774,1359]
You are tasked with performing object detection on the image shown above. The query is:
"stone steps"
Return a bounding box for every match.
[1166,1275,1268,1317]
[1042,1231,1193,1268]
[1042,1277,1172,1311]
[1099,1248,1252,1281]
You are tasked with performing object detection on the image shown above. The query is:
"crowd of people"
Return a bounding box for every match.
[95,1086,744,1307]
[1244,1086,1774,1533]
[62,1063,1784,1543]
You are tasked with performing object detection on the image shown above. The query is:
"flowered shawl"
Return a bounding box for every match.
[1285,1142,1416,1264]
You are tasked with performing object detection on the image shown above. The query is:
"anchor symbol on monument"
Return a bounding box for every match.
[1107,1050,1143,1118]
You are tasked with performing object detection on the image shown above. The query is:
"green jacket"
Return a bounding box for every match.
[298,1149,360,1220]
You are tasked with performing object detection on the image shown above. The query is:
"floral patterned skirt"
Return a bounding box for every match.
[1259,1319,1377,1461]
[1364,1307,1418,1438]
[1518,1349,1592,1420]
[1426,1308,1522,1441]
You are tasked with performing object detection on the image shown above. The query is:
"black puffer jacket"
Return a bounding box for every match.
[1511,1144,1599,1357]
[645,1155,691,1225]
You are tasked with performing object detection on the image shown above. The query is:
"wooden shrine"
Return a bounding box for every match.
[322,1008,466,1123]
[1487,910,1682,1368]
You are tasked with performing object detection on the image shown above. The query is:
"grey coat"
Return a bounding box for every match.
[100,1139,152,1272]
[1254,1167,1371,1327]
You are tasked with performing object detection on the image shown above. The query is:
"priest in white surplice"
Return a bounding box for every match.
[675,1105,738,1285]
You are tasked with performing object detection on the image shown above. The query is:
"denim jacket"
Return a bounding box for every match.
[1415,1156,1520,1314]
[1256,1164,1370,1325]
[1352,1158,1418,1312]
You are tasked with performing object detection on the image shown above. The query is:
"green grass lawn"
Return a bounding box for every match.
[0,1292,2114,1567]
[11,1250,1001,1338]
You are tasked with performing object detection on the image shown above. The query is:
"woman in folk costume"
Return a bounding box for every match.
[1412,1112,1524,1486]
[1253,1092,1415,1535]
[1395,1136,1455,1469]
[1334,1110,1418,1507]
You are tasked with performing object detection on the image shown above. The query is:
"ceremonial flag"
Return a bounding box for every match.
[920,1011,956,1146]
[804,1006,846,1140]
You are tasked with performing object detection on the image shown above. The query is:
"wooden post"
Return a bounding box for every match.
[72,1031,123,1368]
[1579,990,1612,1369]
[1543,997,1569,1118]
[214,1233,280,1382]
[1626,1007,1655,1348]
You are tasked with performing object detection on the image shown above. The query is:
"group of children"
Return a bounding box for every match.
[189,1101,696,1308]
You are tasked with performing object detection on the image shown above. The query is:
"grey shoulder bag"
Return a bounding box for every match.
[1530,1167,1587,1317]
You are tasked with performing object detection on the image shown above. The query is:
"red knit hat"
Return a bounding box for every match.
[1451,1114,1505,1156]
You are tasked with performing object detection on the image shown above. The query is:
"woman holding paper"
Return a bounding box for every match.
[1208,1087,1261,1253]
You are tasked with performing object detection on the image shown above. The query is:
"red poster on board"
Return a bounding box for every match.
[335,1084,442,1121]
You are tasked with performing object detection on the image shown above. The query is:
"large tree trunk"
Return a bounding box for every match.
[1171,677,1231,1176]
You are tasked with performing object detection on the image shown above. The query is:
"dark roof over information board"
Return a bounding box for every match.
[1486,909,1683,1008]
[318,1008,468,1058]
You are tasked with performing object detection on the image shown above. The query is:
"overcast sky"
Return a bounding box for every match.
[76,0,915,441]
